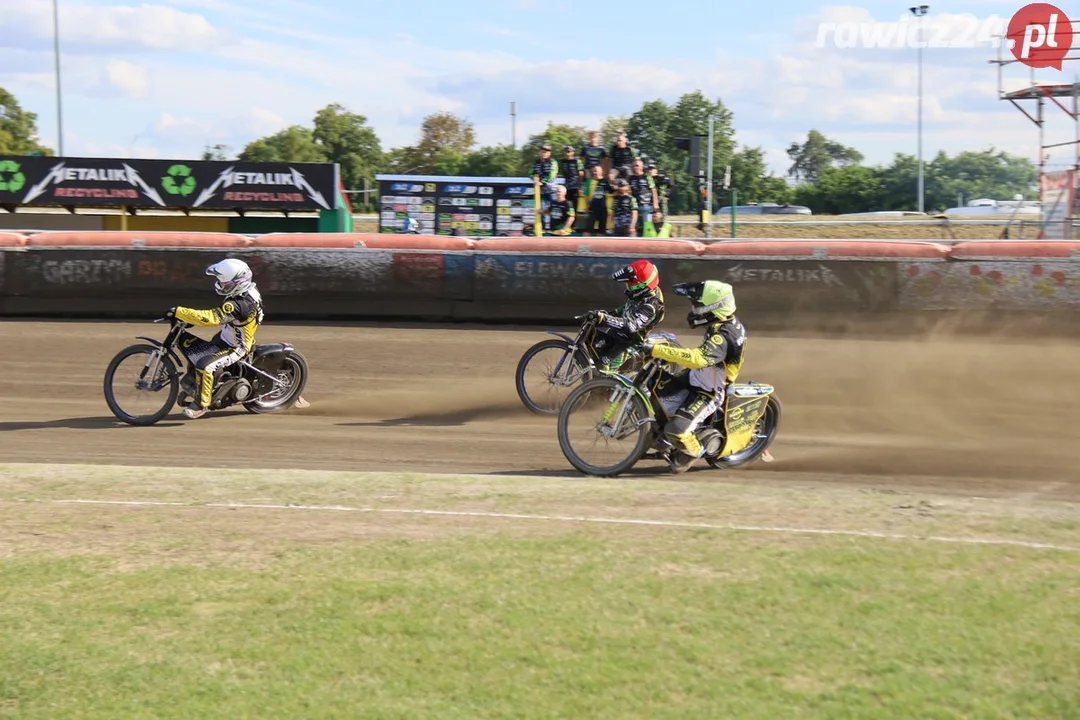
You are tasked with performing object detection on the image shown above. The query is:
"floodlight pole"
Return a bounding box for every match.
[53,0,64,156]
[911,5,929,213]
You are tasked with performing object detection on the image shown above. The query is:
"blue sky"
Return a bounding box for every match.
[1,0,1077,176]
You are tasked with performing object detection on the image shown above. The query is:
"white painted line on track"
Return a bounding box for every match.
[8,498,1077,552]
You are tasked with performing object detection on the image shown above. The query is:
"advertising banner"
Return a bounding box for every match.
[377,174,539,236]
[1039,170,1075,240]
[0,156,338,212]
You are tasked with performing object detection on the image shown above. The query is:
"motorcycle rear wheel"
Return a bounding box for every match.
[707,395,782,469]
[557,377,653,477]
[244,351,309,414]
[103,344,179,426]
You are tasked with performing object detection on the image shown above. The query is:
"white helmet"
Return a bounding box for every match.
[206,258,254,297]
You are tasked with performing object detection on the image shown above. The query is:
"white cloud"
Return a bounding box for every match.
[2,0,222,52]
[247,107,288,137]
[105,60,148,98]
[154,112,210,136]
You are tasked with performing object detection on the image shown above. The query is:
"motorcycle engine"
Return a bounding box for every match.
[232,378,252,402]
[696,428,723,456]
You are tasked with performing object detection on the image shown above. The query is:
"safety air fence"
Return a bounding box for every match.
[0,232,1079,327]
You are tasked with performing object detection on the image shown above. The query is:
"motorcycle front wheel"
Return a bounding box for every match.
[102,344,179,426]
[557,377,653,477]
[515,338,594,415]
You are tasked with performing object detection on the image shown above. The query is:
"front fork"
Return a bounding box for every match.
[552,344,592,385]
[597,385,636,439]
[136,349,169,392]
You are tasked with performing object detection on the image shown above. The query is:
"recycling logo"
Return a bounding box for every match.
[161,164,196,196]
[0,159,25,193]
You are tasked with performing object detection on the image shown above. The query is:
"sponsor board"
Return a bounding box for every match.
[0,156,338,211]
[377,175,537,236]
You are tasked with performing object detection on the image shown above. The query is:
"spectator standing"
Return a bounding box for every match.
[582,165,613,236]
[544,184,576,236]
[642,209,673,238]
[627,158,657,235]
[647,162,671,214]
[531,143,559,231]
[561,145,582,211]
[581,131,607,174]
[610,132,634,178]
[610,179,638,237]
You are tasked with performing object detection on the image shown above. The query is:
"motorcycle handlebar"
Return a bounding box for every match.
[155,315,191,328]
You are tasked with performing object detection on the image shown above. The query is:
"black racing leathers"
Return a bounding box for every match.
[593,289,665,369]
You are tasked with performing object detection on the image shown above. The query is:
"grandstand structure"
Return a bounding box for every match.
[990,18,1079,238]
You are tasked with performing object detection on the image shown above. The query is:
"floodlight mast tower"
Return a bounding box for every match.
[989,19,1080,239]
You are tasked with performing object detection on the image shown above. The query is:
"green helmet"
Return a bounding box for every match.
[672,280,736,328]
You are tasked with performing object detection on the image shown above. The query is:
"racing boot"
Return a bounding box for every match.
[183,404,207,419]
[668,431,705,474]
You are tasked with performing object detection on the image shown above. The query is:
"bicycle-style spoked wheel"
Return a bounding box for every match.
[515,339,594,415]
[557,377,653,476]
[102,344,179,426]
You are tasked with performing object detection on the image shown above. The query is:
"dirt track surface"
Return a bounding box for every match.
[1,319,1078,502]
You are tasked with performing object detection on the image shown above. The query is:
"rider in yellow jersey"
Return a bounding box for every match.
[169,258,263,419]
[644,280,747,473]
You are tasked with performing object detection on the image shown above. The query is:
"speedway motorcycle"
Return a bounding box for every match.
[555,336,780,476]
[102,314,309,426]
[514,311,680,415]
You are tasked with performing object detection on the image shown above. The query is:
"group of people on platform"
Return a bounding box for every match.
[530,131,675,238]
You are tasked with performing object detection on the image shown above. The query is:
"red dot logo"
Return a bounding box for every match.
[1007,3,1073,70]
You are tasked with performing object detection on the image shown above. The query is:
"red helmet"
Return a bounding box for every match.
[612,259,660,299]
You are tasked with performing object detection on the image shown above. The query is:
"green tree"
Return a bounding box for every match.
[665,91,736,215]
[599,115,629,148]
[0,87,53,155]
[313,103,382,190]
[728,146,792,206]
[927,148,1035,210]
[786,129,863,183]
[238,126,324,163]
[520,122,589,167]
[462,144,529,177]
[875,152,919,211]
[432,148,468,176]
[795,165,882,214]
[626,100,672,168]
[384,111,476,175]
[201,144,229,161]
[414,111,475,172]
